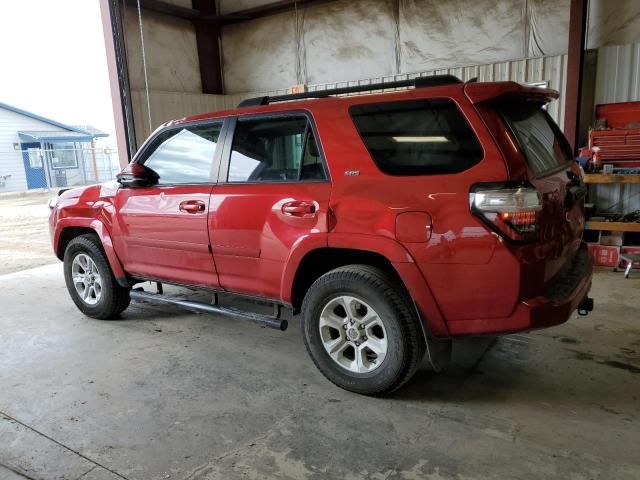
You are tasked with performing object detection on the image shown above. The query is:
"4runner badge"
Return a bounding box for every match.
[344,170,360,176]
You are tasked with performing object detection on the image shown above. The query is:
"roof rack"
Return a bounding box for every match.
[237,74,463,108]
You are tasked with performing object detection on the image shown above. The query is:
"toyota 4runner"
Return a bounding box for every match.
[50,75,594,395]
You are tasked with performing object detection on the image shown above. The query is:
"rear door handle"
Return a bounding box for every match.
[179,200,206,213]
[282,201,316,217]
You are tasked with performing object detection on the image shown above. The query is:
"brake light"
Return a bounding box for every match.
[470,183,542,242]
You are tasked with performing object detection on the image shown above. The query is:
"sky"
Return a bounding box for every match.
[0,0,116,144]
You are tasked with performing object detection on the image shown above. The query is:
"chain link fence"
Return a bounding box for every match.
[0,146,121,193]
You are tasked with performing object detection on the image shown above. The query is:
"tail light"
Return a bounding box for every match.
[470,183,542,242]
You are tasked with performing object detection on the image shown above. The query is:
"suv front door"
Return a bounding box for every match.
[113,121,223,288]
[209,113,331,300]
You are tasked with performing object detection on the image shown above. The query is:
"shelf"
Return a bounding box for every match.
[583,173,640,184]
[585,221,640,232]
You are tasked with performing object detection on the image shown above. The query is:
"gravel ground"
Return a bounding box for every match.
[0,191,57,275]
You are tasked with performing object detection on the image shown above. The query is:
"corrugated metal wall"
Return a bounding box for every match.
[304,54,568,126]
[131,89,248,143]
[131,54,570,146]
[589,183,640,217]
[594,43,640,105]
[590,43,640,216]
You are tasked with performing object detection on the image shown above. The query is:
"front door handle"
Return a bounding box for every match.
[179,200,206,214]
[282,201,316,217]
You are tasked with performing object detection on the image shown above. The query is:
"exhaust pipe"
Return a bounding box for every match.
[577,296,594,316]
[130,289,288,331]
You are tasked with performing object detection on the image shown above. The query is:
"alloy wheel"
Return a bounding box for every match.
[318,295,388,373]
[71,253,102,306]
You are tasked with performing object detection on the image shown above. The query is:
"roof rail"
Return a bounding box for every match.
[237,74,462,107]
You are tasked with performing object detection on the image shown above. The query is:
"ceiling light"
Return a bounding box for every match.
[392,136,449,143]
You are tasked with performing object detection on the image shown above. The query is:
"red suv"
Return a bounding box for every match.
[50,76,593,395]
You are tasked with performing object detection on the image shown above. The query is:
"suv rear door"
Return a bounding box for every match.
[208,113,331,300]
[496,99,585,283]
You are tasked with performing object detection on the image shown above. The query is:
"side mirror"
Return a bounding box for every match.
[116,162,159,187]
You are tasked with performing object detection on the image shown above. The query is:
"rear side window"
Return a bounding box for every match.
[350,99,483,176]
[227,116,325,183]
[143,123,222,184]
[498,101,572,176]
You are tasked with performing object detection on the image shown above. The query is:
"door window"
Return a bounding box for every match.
[143,123,222,184]
[227,116,325,182]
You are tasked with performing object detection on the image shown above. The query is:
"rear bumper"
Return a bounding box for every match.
[447,247,594,336]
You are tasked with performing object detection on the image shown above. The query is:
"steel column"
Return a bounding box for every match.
[193,0,223,94]
[563,0,588,152]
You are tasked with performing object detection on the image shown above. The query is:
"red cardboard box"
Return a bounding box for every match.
[587,243,620,267]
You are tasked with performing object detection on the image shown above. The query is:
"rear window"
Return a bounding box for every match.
[498,101,572,176]
[350,99,483,176]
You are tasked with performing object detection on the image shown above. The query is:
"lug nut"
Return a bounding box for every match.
[362,336,367,341]
[342,324,347,330]
[355,341,360,346]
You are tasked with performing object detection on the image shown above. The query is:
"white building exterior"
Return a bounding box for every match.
[0,102,110,193]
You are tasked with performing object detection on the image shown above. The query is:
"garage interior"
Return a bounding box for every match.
[1,0,640,479]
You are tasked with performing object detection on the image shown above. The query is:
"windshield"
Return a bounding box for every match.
[498,101,573,176]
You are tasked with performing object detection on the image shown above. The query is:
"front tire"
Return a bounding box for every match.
[63,234,130,319]
[301,265,425,395]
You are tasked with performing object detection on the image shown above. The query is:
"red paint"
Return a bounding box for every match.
[595,101,640,129]
[209,182,331,298]
[50,81,592,338]
[395,212,433,243]
[112,185,218,288]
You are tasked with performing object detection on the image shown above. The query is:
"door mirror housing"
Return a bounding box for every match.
[116,162,159,187]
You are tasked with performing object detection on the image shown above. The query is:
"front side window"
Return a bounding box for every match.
[350,99,483,176]
[227,116,325,182]
[143,123,222,184]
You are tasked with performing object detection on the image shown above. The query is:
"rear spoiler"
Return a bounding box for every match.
[464,81,559,104]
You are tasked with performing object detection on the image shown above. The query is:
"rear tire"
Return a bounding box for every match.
[301,265,425,395]
[63,234,130,319]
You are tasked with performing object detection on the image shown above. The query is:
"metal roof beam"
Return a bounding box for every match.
[124,0,200,21]
[126,0,339,24]
[211,0,340,24]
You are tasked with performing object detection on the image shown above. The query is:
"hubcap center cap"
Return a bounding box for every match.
[347,327,360,341]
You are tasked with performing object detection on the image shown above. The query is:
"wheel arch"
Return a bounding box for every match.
[287,244,450,338]
[55,219,128,288]
[56,226,97,260]
[290,247,407,312]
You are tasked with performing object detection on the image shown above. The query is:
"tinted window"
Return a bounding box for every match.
[498,101,572,176]
[143,123,222,184]
[350,99,483,175]
[228,116,325,182]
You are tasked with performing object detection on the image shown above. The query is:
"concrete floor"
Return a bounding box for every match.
[0,195,639,479]
[0,191,54,275]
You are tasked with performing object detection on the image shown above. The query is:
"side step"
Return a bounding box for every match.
[129,290,288,331]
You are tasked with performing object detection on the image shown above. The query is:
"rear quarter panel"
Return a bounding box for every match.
[311,87,520,325]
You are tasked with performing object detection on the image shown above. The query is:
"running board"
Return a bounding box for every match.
[129,289,288,331]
